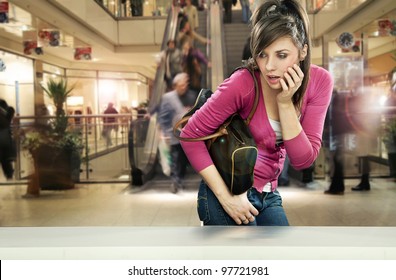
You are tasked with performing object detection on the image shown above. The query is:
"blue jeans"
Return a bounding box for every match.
[197,180,289,226]
[239,0,251,23]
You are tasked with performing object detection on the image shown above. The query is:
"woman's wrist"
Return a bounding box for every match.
[277,100,294,110]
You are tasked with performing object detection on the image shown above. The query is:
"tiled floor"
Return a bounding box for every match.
[0,177,395,227]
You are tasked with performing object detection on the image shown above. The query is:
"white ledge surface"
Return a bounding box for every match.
[1,226,396,260]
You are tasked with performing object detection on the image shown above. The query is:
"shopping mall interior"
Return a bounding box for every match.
[0,0,396,260]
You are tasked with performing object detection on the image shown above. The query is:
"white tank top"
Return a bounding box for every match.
[269,118,283,144]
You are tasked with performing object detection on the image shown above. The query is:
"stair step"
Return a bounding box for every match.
[223,16,251,76]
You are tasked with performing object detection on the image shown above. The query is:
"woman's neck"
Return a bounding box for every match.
[260,74,281,121]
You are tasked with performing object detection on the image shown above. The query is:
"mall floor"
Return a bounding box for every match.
[0,176,395,227]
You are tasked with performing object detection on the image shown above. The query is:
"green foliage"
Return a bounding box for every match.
[41,78,75,117]
[22,77,83,158]
[22,127,84,156]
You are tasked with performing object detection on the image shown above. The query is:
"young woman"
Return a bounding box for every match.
[180,0,333,226]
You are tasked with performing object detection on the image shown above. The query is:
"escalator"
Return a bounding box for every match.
[128,5,181,187]
[128,2,225,188]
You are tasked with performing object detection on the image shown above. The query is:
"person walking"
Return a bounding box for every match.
[240,0,252,23]
[184,0,199,31]
[102,102,118,147]
[158,73,194,193]
[158,39,183,91]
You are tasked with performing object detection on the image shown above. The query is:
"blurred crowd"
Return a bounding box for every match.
[159,0,211,95]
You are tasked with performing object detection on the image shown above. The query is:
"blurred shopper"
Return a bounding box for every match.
[0,99,15,180]
[130,0,143,16]
[347,90,379,191]
[158,39,183,91]
[158,73,192,193]
[177,15,209,48]
[324,91,352,195]
[223,0,233,23]
[324,89,379,194]
[120,105,132,133]
[181,39,211,95]
[86,106,93,133]
[240,0,252,23]
[102,102,118,147]
[184,0,199,31]
[385,70,396,179]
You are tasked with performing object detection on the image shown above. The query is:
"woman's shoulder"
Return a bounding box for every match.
[305,64,334,102]
[223,67,258,110]
[309,64,332,82]
[228,67,257,87]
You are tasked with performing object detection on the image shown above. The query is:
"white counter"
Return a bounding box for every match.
[1,226,395,260]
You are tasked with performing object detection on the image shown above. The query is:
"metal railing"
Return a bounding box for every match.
[11,113,152,183]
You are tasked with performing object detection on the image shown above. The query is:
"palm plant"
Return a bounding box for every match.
[22,77,83,195]
[41,78,74,115]
[41,78,75,135]
[22,77,82,154]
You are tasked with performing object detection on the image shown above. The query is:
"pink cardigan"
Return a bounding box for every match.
[180,65,333,192]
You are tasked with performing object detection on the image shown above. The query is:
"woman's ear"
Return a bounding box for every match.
[300,44,308,61]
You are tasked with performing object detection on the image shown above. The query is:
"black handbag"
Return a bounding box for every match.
[174,69,259,195]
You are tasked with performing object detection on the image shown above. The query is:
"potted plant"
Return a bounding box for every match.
[22,78,83,197]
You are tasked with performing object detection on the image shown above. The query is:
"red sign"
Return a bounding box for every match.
[0,2,9,13]
[0,1,8,23]
[74,47,92,60]
[378,20,392,36]
[38,30,60,47]
[23,41,38,55]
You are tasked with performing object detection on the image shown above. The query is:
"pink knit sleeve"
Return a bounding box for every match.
[180,69,255,172]
[284,65,333,170]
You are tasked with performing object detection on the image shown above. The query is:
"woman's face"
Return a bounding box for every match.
[256,36,306,91]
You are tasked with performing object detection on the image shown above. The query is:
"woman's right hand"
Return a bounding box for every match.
[218,191,258,225]
[200,165,258,225]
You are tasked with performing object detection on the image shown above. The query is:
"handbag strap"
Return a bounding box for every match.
[244,68,260,125]
[174,68,260,142]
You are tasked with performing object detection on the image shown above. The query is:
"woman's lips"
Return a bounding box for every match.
[266,75,281,85]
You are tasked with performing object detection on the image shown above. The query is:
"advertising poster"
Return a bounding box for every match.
[74,47,92,60]
[38,29,60,47]
[23,30,41,55]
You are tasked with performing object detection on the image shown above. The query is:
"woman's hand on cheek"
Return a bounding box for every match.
[277,64,304,104]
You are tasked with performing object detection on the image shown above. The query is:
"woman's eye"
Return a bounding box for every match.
[258,52,267,58]
[278,53,287,59]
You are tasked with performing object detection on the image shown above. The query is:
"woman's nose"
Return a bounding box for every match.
[265,57,275,71]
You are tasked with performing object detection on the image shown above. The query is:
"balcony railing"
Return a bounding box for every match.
[10,112,154,183]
